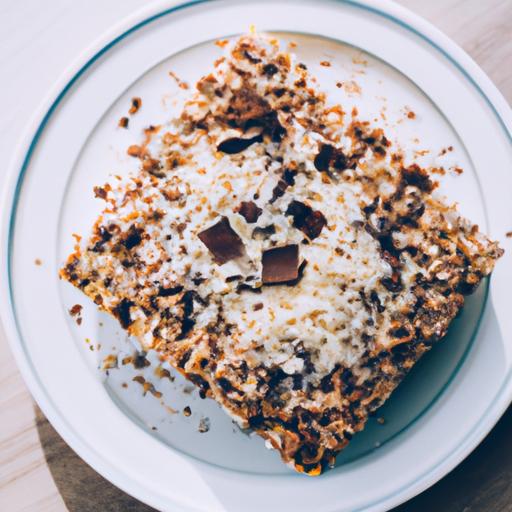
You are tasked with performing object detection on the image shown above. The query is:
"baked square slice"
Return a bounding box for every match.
[61,34,503,475]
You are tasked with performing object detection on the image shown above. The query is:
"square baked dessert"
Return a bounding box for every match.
[61,34,503,475]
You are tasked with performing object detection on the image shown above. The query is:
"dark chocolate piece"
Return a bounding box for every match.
[177,290,196,339]
[198,217,245,264]
[313,143,347,173]
[113,298,134,329]
[158,284,184,297]
[217,134,263,154]
[262,245,299,284]
[252,224,276,239]
[122,225,143,250]
[313,144,333,172]
[286,200,327,240]
[269,168,296,204]
[236,201,262,223]
[269,179,288,203]
[262,63,279,76]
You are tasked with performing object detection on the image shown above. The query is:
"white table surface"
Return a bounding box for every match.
[0,1,511,511]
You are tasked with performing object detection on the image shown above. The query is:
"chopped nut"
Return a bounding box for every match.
[127,145,145,158]
[102,354,118,370]
[128,97,142,115]
[68,304,83,325]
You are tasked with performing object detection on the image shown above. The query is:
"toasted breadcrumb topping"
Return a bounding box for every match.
[61,34,502,475]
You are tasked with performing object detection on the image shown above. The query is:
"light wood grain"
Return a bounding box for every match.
[0,1,511,511]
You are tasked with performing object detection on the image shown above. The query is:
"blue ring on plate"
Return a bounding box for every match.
[5,0,511,510]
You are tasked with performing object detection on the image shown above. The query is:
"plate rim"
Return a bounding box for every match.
[2,1,512,511]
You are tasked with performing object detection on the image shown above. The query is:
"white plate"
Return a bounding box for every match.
[2,1,512,510]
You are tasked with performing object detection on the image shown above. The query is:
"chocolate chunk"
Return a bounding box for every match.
[362,197,379,216]
[91,226,112,253]
[373,145,386,157]
[236,201,262,223]
[389,325,411,339]
[217,377,235,392]
[252,224,276,239]
[313,144,333,172]
[177,290,195,339]
[113,298,134,329]
[247,111,286,143]
[269,171,294,203]
[303,210,327,240]
[292,374,303,390]
[370,290,385,313]
[332,150,347,170]
[401,164,433,192]
[286,200,327,240]
[122,225,143,250]
[270,180,288,203]
[158,284,184,297]
[275,259,308,287]
[217,134,263,154]
[80,279,91,289]
[237,283,262,293]
[282,168,296,186]
[381,273,403,293]
[313,143,348,173]
[100,226,112,241]
[262,245,299,284]
[262,63,279,76]
[198,217,245,264]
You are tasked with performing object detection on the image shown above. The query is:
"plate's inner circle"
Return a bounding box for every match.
[58,33,487,475]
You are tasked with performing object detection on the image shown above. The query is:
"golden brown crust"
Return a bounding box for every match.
[61,35,503,475]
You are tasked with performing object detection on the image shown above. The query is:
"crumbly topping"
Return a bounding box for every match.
[68,304,83,325]
[61,34,502,475]
[128,97,142,115]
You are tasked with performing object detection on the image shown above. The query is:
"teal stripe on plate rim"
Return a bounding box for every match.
[5,1,511,510]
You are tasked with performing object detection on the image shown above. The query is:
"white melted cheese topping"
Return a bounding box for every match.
[85,35,426,383]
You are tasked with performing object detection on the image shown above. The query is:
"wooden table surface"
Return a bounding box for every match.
[1,1,511,510]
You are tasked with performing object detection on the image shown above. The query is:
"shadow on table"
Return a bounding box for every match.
[395,402,512,512]
[34,405,156,512]
[35,402,512,512]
